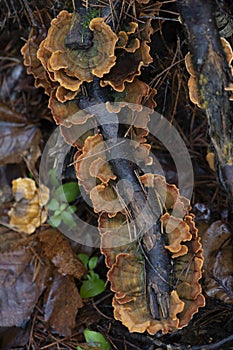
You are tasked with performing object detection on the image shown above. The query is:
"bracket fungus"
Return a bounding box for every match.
[22,10,118,104]
[101,41,153,92]
[100,17,155,92]
[8,178,49,234]
[106,78,157,113]
[20,10,56,96]
[98,174,205,334]
[116,22,140,53]
[48,90,94,127]
[74,134,117,193]
[37,11,118,97]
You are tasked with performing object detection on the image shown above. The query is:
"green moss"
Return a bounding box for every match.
[222,142,233,163]
[81,9,100,42]
[198,74,209,109]
[199,74,208,86]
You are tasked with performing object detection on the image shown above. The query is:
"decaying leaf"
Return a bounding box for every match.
[0,231,50,327]
[44,274,83,337]
[0,103,41,169]
[200,221,233,303]
[0,227,86,336]
[0,324,31,350]
[39,228,86,279]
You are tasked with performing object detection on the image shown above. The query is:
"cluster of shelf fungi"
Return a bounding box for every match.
[21,0,233,341]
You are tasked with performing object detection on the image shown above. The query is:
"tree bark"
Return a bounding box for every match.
[177,0,233,204]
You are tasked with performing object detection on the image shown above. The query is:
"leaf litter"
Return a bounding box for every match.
[0,227,85,338]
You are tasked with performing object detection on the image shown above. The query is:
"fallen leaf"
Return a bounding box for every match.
[200,221,233,303]
[0,230,50,326]
[44,274,83,337]
[39,228,86,279]
[0,63,24,104]
[0,103,41,171]
[0,225,86,337]
[0,323,31,350]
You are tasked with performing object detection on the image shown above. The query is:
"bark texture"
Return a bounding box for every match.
[177,0,233,203]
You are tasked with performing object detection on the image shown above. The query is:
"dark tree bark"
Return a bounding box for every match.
[177,0,233,205]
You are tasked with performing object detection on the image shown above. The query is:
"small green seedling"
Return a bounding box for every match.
[47,169,80,229]
[78,253,106,298]
[77,329,111,350]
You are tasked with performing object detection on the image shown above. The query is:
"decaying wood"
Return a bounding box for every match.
[142,222,173,320]
[177,0,233,203]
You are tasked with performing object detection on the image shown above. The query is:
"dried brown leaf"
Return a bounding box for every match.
[0,230,50,326]
[39,228,86,279]
[200,221,233,303]
[0,103,41,168]
[44,274,83,337]
[0,324,30,350]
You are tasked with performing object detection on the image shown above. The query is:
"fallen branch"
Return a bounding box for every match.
[177,0,233,204]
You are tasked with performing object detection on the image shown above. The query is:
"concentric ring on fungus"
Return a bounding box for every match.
[37,11,118,94]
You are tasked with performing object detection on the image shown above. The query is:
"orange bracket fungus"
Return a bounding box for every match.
[21,2,205,336]
[98,174,205,334]
[36,11,117,100]
[22,9,118,105]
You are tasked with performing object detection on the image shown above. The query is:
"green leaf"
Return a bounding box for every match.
[54,185,66,202]
[68,205,77,213]
[28,172,34,180]
[54,209,62,216]
[89,270,100,280]
[60,202,68,211]
[77,347,85,350]
[47,198,60,211]
[49,215,61,227]
[80,278,105,298]
[55,182,80,203]
[84,329,111,350]
[48,169,59,187]
[88,256,98,270]
[61,210,76,227]
[77,253,89,269]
